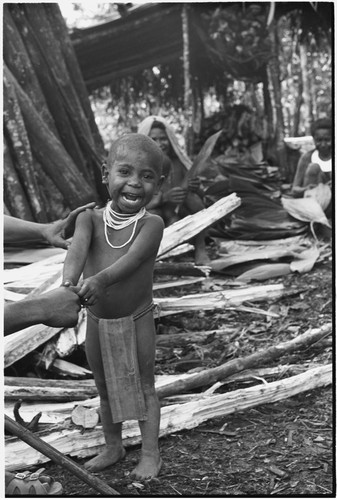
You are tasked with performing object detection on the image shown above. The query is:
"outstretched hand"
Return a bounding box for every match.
[43,202,96,249]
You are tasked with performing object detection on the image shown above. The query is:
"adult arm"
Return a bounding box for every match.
[4,202,96,249]
[4,287,81,335]
[77,216,164,305]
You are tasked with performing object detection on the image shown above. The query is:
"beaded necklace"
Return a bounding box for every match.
[103,201,146,249]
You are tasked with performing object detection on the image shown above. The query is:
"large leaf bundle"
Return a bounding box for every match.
[205,177,306,240]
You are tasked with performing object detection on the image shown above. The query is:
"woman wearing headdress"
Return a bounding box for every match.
[138,116,210,264]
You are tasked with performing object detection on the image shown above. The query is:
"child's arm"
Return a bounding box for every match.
[62,210,93,287]
[77,215,164,305]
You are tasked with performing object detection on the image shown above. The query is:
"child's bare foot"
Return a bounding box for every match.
[130,452,162,480]
[84,445,126,472]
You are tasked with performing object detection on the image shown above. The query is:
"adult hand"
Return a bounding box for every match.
[41,287,82,328]
[42,202,96,249]
[4,286,82,335]
[163,187,187,205]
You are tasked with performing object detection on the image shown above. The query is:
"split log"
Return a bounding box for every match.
[4,283,283,367]
[5,384,97,403]
[158,243,195,259]
[153,277,206,290]
[156,323,332,399]
[5,416,120,496]
[5,364,332,470]
[156,283,285,311]
[43,359,92,379]
[154,261,210,276]
[157,193,241,257]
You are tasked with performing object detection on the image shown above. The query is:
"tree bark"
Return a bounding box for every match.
[299,42,313,134]
[3,135,34,221]
[3,71,47,222]
[4,65,97,209]
[3,5,59,139]
[44,4,106,157]
[8,4,90,180]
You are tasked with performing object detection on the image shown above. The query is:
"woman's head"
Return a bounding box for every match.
[149,121,172,157]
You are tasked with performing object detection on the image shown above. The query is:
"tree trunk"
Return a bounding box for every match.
[4,65,97,209]
[3,135,34,221]
[45,4,106,157]
[3,71,47,222]
[299,42,313,133]
[3,5,59,139]
[23,4,103,179]
[267,22,288,178]
[8,4,90,180]
[182,4,194,156]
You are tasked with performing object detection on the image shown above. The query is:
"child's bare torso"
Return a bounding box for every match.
[84,209,156,319]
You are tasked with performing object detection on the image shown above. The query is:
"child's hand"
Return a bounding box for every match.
[187,177,202,194]
[163,187,187,204]
[77,276,103,306]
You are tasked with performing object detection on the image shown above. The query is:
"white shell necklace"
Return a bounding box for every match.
[103,201,146,249]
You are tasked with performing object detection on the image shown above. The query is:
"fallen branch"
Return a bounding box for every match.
[157,193,241,257]
[5,415,119,495]
[5,364,331,470]
[156,323,332,399]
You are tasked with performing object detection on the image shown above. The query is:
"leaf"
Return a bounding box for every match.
[290,246,320,273]
[188,129,222,179]
[237,263,291,282]
[281,197,331,228]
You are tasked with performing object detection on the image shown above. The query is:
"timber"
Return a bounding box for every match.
[5,364,331,470]
[5,416,119,496]
[156,324,332,399]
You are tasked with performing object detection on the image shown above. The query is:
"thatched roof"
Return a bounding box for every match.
[70,2,332,91]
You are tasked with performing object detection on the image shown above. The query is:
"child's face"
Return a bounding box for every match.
[313,128,331,158]
[149,127,171,156]
[102,147,163,213]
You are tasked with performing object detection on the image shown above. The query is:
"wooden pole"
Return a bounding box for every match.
[182,4,193,156]
[5,415,119,496]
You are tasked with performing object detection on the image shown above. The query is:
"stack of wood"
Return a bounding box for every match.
[3,4,106,222]
[4,196,332,470]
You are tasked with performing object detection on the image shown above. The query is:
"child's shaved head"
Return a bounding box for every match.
[108,133,164,174]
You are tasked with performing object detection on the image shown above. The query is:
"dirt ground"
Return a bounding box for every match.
[39,257,334,496]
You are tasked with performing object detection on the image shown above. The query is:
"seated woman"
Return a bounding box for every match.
[138,116,210,265]
[291,118,332,197]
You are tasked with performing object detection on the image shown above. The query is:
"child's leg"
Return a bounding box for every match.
[131,309,162,480]
[84,314,125,472]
